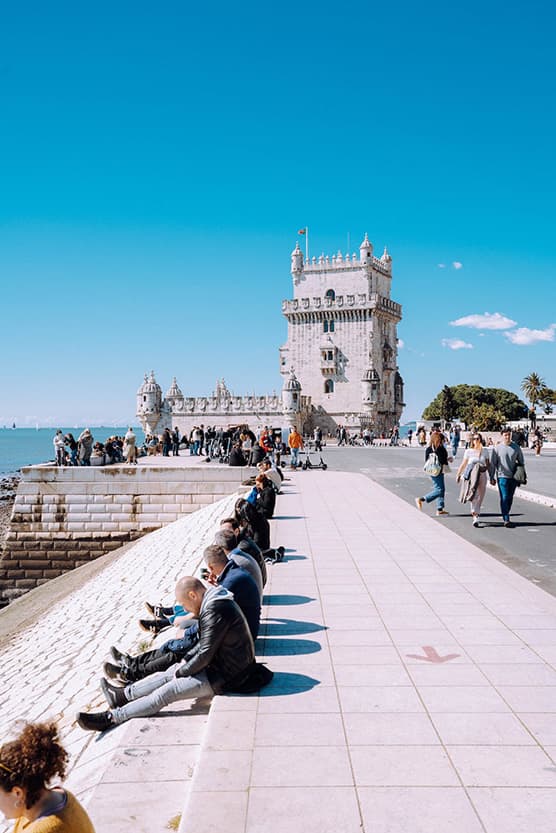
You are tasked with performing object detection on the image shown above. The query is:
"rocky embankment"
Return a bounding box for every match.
[0,475,20,549]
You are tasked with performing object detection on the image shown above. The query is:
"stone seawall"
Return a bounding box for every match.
[0,463,251,604]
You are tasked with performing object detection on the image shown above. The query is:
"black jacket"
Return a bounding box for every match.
[176,586,254,692]
[256,484,276,519]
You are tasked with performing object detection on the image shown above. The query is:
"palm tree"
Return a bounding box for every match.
[521,372,546,409]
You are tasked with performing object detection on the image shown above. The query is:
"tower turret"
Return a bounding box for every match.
[361,368,380,408]
[136,371,163,433]
[165,377,184,413]
[359,233,373,266]
[381,245,392,271]
[290,242,304,278]
[281,368,302,418]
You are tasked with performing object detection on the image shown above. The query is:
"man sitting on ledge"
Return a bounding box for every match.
[76,576,254,733]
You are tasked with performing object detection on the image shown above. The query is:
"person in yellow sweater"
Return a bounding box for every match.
[0,722,95,832]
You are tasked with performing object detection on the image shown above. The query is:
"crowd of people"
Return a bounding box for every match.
[76,467,285,733]
[415,426,527,528]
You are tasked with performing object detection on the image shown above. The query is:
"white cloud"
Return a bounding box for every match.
[504,324,556,346]
[450,312,517,330]
[452,261,463,270]
[398,339,405,349]
[442,338,473,350]
[437,263,446,269]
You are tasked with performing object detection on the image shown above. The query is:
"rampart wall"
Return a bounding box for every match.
[0,464,250,604]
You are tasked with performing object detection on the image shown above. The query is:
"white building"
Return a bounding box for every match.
[280,234,404,434]
[136,233,404,436]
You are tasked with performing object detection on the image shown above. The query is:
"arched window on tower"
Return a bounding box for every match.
[323,320,329,333]
[329,320,335,333]
[324,380,334,394]
[325,289,335,300]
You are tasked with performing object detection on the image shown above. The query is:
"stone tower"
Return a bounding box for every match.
[280,234,404,433]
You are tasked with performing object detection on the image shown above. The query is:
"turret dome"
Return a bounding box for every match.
[282,368,302,391]
[166,377,183,399]
[142,370,162,395]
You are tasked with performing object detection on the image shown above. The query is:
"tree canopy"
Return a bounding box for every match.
[422,384,527,426]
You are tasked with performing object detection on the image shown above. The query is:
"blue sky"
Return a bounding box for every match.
[0,0,554,426]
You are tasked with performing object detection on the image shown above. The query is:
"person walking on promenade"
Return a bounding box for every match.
[63,433,78,466]
[77,577,256,733]
[53,430,66,466]
[490,428,525,527]
[415,429,452,516]
[77,428,93,466]
[288,426,304,469]
[532,427,543,456]
[456,432,491,527]
[0,721,95,832]
[171,427,180,456]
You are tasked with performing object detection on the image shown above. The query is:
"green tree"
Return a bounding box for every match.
[422,385,527,424]
[439,385,456,423]
[521,372,546,409]
[469,403,507,431]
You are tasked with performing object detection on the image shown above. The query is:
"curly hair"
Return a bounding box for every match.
[0,722,68,809]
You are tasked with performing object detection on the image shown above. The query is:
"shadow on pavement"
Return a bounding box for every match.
[256,637,322,655]
[263,594,316,605]
[262,618,327,636]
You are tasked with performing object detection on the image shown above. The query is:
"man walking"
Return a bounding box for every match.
[77,576,255,732]
[490,428,525,528]
[288,426,304,469]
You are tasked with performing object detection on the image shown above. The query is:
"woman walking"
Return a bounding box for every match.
[0,721,95,831]
[415,430,452,516]
[456,432,491,527]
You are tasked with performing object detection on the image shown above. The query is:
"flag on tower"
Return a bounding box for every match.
[298,228,306,235]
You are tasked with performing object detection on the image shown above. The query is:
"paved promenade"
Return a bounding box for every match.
[185,471,556,833]
[1,469,555,832]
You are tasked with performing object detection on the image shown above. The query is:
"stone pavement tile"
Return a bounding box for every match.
[334,664,411,686]
[430,713,537,745]
[327,615,386,630]
[327,629,393,647]
[245,786,361,833]
[448,745,556,786]
[358,786,484,833]
[451,630,527,646]
[479,663,556,686]
[203,709,257,750]
[463,644,544,663]
[407,664,488,686]
[338,685,425,713]
[379,615,445,629]
[514,629,556,645]
[251,745,352,786]
[388,628,455,644]
[122,715,209,746]
[438,615,511,630]
[209,693,259,711]
[257,684,340,714]
[468,787,556,833]
[330,645,402,665]
[262,654,336,684]
[99,741,198,783]
[192,748,252,790]
[88,780,186,833]
[518,713,556,745]
[497,686,556,712]
[255,712,346,746]
[418,686,511,713]
[344,712,439,746]
[350,745,459,786]
[181,789,247,833]
[501,615,556,628]
[533,645,556,664]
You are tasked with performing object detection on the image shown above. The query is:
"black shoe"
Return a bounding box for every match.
[76,710,114,733]
[110,645,131,664]
[504,521,515,528]
[100,677,128,708]
[144,601,174,618]
[103,661,128,682]
[275,546,285,563]
[139,618,171,634]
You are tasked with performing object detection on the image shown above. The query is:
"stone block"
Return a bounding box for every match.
[20,549,45,559]
[67,512,94,523]
[24,560,48,569]
[82,522,104,531]
[87,502,109,512]
[101,523,119,532]
[117,522,140,532]
[6,570,25,579]
[23,570,44,580]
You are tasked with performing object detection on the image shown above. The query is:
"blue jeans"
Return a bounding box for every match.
[497,477,517,522]
[423,474,445,509]
[112,665,214,723]
[290,447,300,467]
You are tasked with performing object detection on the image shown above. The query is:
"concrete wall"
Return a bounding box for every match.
[0,463,251,604]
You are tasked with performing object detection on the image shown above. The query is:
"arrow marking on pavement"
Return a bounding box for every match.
[406,646,461,663]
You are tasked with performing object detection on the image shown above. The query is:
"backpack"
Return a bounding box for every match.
[225,662,274,694]
[424,452,442,476]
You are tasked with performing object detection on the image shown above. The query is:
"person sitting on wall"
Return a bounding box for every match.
[213,527,263,598]
[257,458,283,492]
[77,576,257,733]
[228,442,246,466]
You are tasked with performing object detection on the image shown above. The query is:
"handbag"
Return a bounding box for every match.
[513,463,527,486]
[424,451,442,477]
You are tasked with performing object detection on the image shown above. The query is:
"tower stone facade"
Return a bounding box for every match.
[136,233,404,437]
[280,234,404,434]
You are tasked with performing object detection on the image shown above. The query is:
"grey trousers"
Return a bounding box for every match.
[111,663,214,724]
